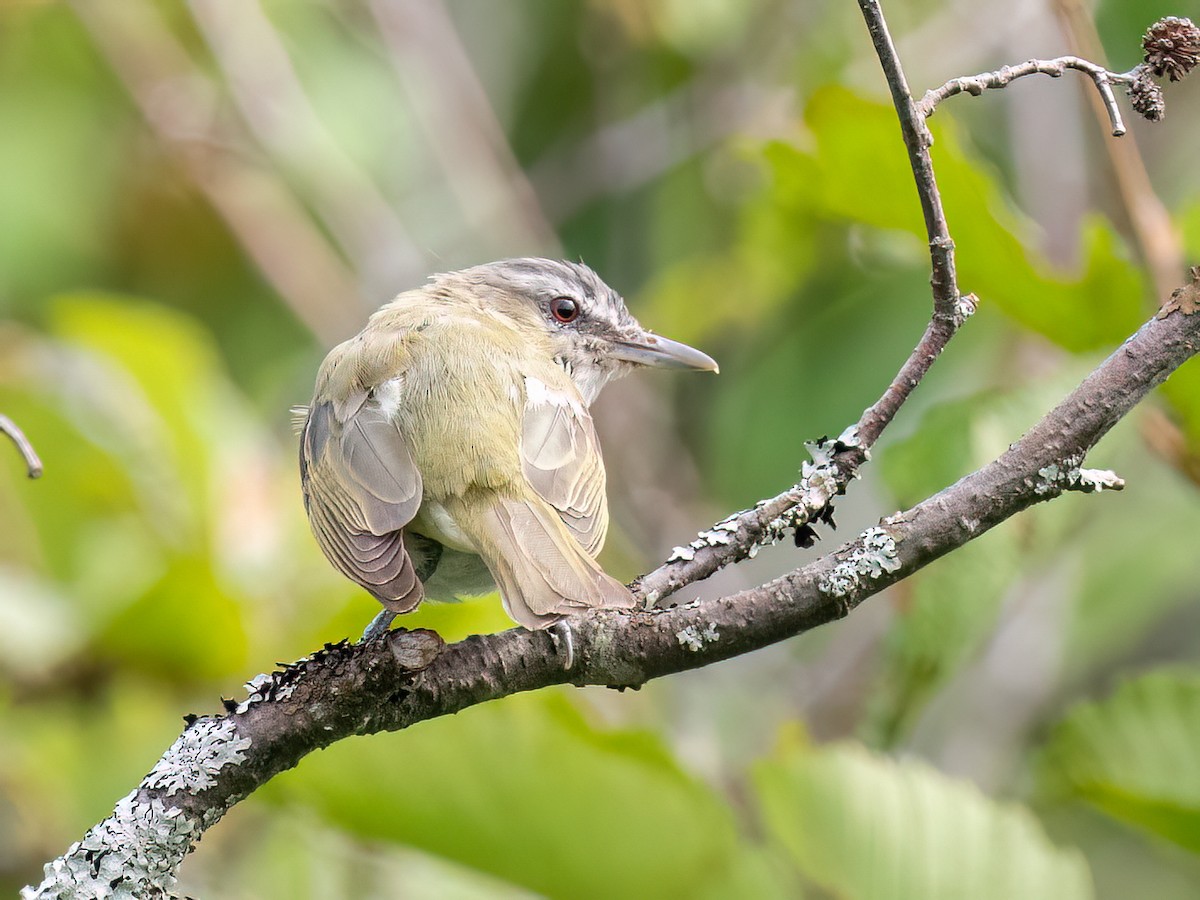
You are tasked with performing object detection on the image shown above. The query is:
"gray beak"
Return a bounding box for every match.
[610,332,719,373]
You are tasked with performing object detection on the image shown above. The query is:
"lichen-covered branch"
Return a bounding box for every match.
[25,287,1200,899]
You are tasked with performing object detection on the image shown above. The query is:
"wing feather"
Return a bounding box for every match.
[520,377,608,556]
[300,396,425,613]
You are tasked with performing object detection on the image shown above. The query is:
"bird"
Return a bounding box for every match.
[296,258,718,638]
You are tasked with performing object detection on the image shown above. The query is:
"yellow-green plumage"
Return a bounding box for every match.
[299,259,717,631]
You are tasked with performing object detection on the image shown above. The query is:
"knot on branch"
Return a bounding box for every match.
[1156,266,1200,319]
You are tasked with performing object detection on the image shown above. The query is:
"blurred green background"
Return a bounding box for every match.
[4,0,1200,896]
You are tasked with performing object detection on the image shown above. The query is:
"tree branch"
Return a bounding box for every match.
[636,0,976,607]
[24,284,1200,898]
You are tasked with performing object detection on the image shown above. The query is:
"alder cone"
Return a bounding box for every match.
[1143,16,1200,82]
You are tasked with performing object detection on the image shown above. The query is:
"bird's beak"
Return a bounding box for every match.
[609,331,719,373]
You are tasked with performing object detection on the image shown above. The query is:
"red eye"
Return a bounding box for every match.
[550,296,580,323]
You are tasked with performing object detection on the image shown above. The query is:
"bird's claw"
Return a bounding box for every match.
[549,619,575,670]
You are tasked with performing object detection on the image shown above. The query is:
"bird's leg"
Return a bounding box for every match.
[362,609,397,642]
[361,536,441,641]
[549,619,575,670]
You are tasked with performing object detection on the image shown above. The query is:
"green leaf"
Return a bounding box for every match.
[790,87,1146,352]
[756,739,1094,900]
[1040,670,1200,852]
[270,690,745,899]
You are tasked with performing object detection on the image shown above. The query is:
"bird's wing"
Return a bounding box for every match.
[519,375,609,555]
[300,389,425,612]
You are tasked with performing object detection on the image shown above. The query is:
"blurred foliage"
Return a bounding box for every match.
[4,0,1200,897]
[1040,670,1200,854]
[756,732,1093,899]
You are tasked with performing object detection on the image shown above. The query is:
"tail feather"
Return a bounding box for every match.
[464,496,634,630]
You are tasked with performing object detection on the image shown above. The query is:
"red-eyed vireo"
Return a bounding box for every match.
[297,258,717,636]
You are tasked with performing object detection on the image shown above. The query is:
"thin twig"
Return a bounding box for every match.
[919,56,1136,136]
[637,2,975,604]
[0,414,42,479]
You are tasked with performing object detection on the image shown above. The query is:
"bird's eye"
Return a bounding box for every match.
[550,296,580,323]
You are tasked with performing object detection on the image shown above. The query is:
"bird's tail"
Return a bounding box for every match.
[454,495,635,630]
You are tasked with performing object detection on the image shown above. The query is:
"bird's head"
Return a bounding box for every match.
[431,258,718,404]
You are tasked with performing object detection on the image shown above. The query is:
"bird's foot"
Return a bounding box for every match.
[549,619,575,671]
[362,609,398,642]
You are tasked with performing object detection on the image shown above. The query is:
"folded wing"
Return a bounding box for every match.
[520,376,609,555]
[300,389,425,612]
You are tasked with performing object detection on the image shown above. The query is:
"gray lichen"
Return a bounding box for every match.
[675,622,720,651]
[1072,467,1125,492]
[663,429,862,570]
[954,292,979,325]
[667,544,696,562]
[22,793,197,899]
[237,671,296,713]
[1035,460,1125,495]
[1034,462,1066,495]
[761,431,862,546]
[25,717,256,898]
[667,511,743,563]
[145,718,253,796]
[818,526,902,598]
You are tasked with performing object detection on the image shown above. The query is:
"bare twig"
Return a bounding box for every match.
[918,56,1136,136]
[637,1,977,604]
[0,414,42,479]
